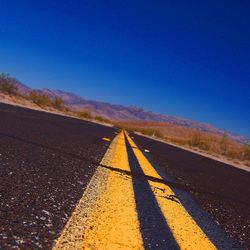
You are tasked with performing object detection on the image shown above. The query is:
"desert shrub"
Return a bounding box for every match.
[189,133,201,147]
[95,115,110,123]
[198,140,210,151]
[188,133,210,151]
[153,130,164,138]
[140,128,155,136]
[29,91,51,107]
[0,73,18,95]
[52,97,64,110]
[77,109,92,119]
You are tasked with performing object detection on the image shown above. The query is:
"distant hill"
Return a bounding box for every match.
[14,82,249,145]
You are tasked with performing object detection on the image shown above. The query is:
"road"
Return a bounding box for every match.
[0,103,249,249]
[0,103,115,249]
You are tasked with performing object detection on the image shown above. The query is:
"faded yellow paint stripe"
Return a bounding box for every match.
[125,131,216,250]
[53,132,120,249]
[82,131,143,249]
[102,137,111,142]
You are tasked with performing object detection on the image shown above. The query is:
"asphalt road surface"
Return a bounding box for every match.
[0,103,249,249]
[0,103,115,249]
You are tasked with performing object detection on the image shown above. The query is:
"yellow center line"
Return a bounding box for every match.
[82,131,143,249]
[125,131,216,250]
[53,132,120,249]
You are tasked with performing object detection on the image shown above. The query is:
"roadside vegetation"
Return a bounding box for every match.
[114,121,250,167]
[29,91,52,107]
[0,73,249,168]
[28,91,64,110]
[0,74,65,111]
[94,115,111,123]
[76,109,92,119]
[75,109,110,123]
[0,74,18,95]
[0,74,110,125]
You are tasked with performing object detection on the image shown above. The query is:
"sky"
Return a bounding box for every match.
[0,0,249,137]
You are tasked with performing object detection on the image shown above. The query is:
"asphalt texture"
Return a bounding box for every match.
[0,103,115,249]
[133,133,250,249]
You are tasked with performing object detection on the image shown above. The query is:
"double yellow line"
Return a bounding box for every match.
[53,130,216,250]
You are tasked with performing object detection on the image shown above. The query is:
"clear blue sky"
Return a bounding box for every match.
[0,1,249,137]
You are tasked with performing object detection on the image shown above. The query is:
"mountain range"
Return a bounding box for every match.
[15,81,249,145]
